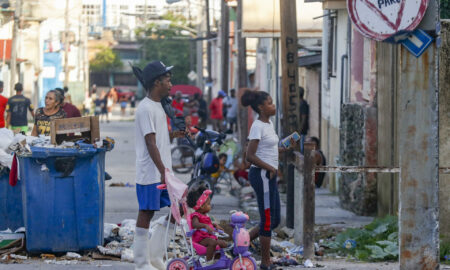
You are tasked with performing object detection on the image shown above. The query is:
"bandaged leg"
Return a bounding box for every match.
[148,215,175,270]
[133,227,156,270]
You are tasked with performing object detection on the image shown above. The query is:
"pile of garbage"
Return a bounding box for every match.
[97,216,192,262]
[0,128,14,169]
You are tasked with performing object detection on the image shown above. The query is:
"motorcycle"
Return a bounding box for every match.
[187,126,226,197]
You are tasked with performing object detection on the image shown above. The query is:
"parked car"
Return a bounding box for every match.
[116,89,135,101]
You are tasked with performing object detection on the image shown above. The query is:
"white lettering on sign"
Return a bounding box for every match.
[408,35,424,48]
[348,0,429,41]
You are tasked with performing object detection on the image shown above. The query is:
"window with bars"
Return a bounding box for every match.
[82,4,101,26]
[135,5,156,14]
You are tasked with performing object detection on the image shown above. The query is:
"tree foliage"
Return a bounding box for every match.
[442,0,450,19]
[135,12,194,86]
[89,46,123,72]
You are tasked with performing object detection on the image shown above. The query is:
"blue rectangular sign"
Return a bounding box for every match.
[401,29,433,58]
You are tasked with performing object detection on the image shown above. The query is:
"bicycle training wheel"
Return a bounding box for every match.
[166,258,189,270]
[230,256,257,270]
[171,145,195,174]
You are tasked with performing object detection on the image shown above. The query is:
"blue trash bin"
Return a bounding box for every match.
[17,145,106,253]
[0,167,24,231]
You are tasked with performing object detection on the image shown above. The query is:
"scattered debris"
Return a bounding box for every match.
[41,253,56,259]
[109,182,134,187]
[65,252,82,259]
[304,259,314,267]
[9,254,27,260]
[109,183,125,187]
[121,248,134,262]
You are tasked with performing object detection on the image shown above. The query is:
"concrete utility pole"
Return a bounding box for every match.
[220,0,229,93]
[236,0,247,151]
[206,0,212,102]
[10,0,22,94]
[64,0,70,87]
[196,23,204,90]
[398,1,439,269]
[144,0,147,24]
[279,0,300,229]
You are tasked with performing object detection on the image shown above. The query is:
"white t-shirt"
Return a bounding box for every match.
[224,96,238,118]
[135,97,172,185]
[248,119,279,169]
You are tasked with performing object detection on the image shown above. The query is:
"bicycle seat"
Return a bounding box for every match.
[192,242,220,256]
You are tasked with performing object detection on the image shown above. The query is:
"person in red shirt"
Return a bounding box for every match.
[171,91,184,117]
[209,90,226,132]
[55,88,81,118]
[0,81,7,128]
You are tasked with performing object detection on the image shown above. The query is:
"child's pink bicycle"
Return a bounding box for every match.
[166,211,257,270]
[161,169,257,270]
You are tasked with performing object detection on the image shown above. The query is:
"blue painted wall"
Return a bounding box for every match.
[42,52,62,107]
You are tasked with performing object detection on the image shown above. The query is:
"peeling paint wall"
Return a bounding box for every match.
[376,42,399,217]
[439,20,450,241]
[339,104,377,215]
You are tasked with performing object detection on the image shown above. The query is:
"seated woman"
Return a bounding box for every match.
[31,90,66,137]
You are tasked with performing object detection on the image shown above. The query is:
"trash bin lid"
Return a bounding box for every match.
[25,146,102,158]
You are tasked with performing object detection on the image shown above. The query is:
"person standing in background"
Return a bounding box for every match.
[63,86,72,104]
[6,83,34,133]
[224,89,238,133]
[130,95,136,115]
[299,86,309,154]
[209,90,226,132]
[195,93,207,129]
[171,91,184,117]
[0,81,7,128]
[100,90,109,123]
[55,88,81,118]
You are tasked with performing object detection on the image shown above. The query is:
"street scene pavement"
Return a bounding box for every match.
[0,0,448,269]
[1,110,427,270]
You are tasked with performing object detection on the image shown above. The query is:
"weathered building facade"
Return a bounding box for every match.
[315,0,449,241]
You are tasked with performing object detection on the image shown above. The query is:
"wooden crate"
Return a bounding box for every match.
[50,116,100,145]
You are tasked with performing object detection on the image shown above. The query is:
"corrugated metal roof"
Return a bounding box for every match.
[298,53,321,67]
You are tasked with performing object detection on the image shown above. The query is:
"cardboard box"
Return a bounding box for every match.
[50,116,100,145]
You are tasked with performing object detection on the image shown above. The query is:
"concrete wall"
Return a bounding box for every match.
[320,118,340,190]
[439,20,450,241]
[339,104,377,215]
[320,8,349,191]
